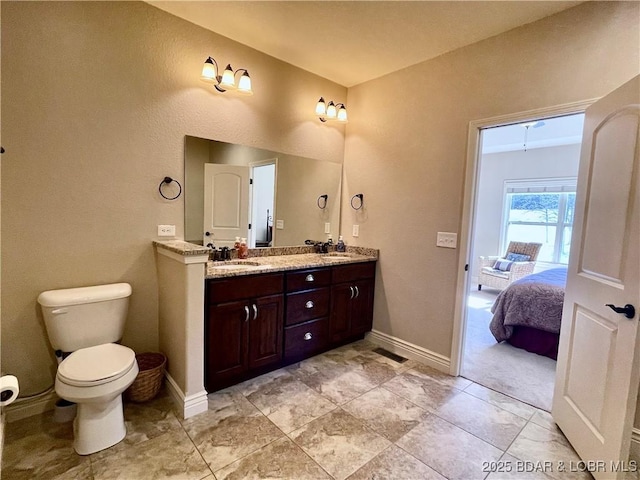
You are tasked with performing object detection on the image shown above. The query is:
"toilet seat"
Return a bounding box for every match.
[57,343,136,387]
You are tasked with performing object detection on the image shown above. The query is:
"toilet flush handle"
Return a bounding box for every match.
[51,308,68,315]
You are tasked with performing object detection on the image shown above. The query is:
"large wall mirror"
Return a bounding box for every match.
[184,136,342,248]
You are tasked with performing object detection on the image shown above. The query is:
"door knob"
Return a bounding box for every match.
[205,231,212,236]
[605,303,636,319]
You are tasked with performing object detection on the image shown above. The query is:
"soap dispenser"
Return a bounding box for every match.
[336,235,346,253]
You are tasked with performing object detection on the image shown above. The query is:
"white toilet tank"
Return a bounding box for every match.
[38,283,132,352]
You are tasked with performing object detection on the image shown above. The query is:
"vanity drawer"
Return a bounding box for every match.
[207,273,284,303]
[284,318,328,361]
[285,288,330,326]
[286,268,331,292]
[331,262,376,283]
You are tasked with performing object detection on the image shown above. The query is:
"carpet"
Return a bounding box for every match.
[461,288,557,411]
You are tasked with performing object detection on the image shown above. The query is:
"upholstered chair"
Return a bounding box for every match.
[477,241,543,291]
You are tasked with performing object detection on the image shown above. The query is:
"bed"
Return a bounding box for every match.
[489,266,567,360]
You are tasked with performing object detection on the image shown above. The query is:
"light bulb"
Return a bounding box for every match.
[337,105,348,123]
[220,64,236,89]
[201,57,217,83]
[326,101,337,119]
[315,97,327,116]
[237,71,253,95]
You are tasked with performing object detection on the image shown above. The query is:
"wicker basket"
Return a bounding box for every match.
[126,352,166,403]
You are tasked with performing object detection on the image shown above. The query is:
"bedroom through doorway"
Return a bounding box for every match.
[460,113,584,412]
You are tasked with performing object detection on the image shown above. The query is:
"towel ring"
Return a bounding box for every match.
[158,176,182,200]
[317,194,328,209]
[350,193,364,210]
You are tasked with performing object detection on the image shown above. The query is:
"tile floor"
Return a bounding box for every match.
[0,340,612,480]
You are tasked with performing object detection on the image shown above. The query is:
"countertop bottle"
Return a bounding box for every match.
[336,235,346,252]
[238,238,248,259]
[234,237,241,251]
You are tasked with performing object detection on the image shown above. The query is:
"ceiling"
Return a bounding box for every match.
[148,1,583,87]
[482,113,585,154]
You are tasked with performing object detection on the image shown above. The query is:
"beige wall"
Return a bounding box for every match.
[1,1,346,395]
[342,1,639,357]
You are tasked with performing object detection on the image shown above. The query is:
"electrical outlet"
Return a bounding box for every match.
[352,225,359,237]
[158,225,176,237]
[276,219,284,230]
[436,232,457,249]
[324,223,331,234]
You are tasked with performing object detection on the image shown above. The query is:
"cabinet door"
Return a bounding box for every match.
[329,283,354,343]
[248,294,284,370]
[351,278,375,335]
[206,300,249,388]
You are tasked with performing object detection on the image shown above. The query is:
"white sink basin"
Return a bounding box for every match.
[320,255,352,260]
[210,261,266,271]
[212,264,257,270]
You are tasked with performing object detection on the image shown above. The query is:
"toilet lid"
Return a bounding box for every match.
[58,343,136,387]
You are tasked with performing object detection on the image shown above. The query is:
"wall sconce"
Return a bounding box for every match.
[315,97,348,123]
[201,56,253,95]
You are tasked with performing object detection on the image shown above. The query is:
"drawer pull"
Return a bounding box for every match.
[252,304,258,320]
[305,300,314,309]
[244,305,250,322]
[305,274,315,282]
[303,332,313,341]
[354,285,360,298]
[349,286,355,299]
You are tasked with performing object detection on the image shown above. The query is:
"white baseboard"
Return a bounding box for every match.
[366,330,450,374]
[3,390,57,423]
[164,373,208,420]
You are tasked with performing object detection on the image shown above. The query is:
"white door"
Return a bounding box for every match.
[203,164,250,248]
[552,76,640,479]
[250,162,276,248]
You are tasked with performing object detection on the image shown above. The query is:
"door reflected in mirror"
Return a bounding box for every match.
[185,136,342,248]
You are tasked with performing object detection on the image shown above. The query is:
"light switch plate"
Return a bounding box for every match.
[352,225,359,237]
[158,225,176,237]
[436,232,457,248]
[324,223,331,234]
[276,219,284,230]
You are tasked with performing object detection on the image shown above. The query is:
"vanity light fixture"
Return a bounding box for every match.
[201,56,253,95]
[315,97,348,123]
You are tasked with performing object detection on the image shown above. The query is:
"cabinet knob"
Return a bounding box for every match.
[305,274,315,282]
[305,300,314,309]
[303,332,313,341]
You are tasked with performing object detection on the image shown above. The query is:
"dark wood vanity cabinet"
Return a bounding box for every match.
[283,268,331,362]
[330,263,376,343]
[205,273,284,391]
[205,261,376,392]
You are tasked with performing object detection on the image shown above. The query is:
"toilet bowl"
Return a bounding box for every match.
[37,283,137,455]
[56,343,138,455]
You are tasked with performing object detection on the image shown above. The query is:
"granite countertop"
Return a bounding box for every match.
[154,240,378,278]
[205,251,378,278]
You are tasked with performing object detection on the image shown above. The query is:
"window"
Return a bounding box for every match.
[502,179,576,264]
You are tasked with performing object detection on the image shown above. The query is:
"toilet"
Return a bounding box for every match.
[37,283,139,455]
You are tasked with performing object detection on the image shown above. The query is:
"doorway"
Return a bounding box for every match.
[453,110,586,411]
[249,160,277,248]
